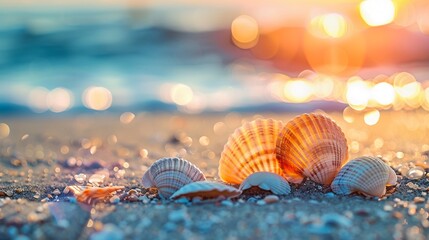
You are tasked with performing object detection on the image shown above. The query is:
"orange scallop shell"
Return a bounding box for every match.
[276,113,348,185]
[218,118,286,184]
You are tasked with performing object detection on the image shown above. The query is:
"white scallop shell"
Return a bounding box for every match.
[142,157,206,199]
[276,113,348,185]
[239,172,291,195]
[219,118,286,184]
[170,181,241,200]
[331,156,397,197]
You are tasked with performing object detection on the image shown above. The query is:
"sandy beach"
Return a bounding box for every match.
[0,111,429,239]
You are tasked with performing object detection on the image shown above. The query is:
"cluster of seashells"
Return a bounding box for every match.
[140,113,397,202]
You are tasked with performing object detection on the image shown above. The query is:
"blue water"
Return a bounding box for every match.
[1,8,275,114]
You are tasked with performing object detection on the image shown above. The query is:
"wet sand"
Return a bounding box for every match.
[1,111,429,239]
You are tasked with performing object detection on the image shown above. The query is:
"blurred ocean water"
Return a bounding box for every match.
[0,8,278,114]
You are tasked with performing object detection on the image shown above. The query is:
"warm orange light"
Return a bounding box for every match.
[364,109,380,126]
[346,78,371,110]
[82,87,112,111]
[231,15,259,49]
[371,82,395,106]
[360,0,395,27]
[171,84,193,106]
[47,88,73,113]
[282,80,313,103]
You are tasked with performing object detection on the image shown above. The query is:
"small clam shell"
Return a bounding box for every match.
[219,118,285,184]
[142,157,206,199]
[239,172,291,195]
[276,113,348,185]
[331,156,397,197]
[68,185,124,204]
[170,181,241,200]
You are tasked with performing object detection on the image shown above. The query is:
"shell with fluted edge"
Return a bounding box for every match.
[142,157,206,199]
[239,172,291,195]
[170,181,241,200]
[330,156,397,197]
[218,118,286,185]
[276,113,349,185]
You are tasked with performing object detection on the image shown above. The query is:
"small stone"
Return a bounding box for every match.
[414,197,425,204]
[90,224,124,240]
[256,200,266,205]
[321,213,352,228]
[168,209,188,222]
[74,173,86,184]
[173,197,189,204]
[5,190,13,197]
[263,195,279,204]
[392,211,403,219]
[52,189,61,195]
[63,187,70,194]
[89,174,105,186]
[109,195,120,204]
[221,200,234,207]
[406,167,425,180]
[324,192,335,198]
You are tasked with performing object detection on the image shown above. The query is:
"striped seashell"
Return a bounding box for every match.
[142,157,206,199]
[219,118,286,185]
[67,185,124,204]
[276,113,348,185]
[170,181,241,200]
[239,172,291,195]
[331,156,397,197]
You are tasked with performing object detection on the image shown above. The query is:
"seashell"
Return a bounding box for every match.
[219,118,286,184]
[239,172,291,195]
[331,156,397,197]
[142,157,206,199]
[170,181,241,200]
[67,185,124,204]
[276,113,348,185]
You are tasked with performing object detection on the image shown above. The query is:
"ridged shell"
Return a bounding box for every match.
[170,181,241,200]
[67,185,124,204]
[142,157,206,199]
[331,156,397,197]
[219,118,285,184]
[239,172,291,195]
[276,113,348,185]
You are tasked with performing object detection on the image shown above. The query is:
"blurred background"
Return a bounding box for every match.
[1,0,429,118]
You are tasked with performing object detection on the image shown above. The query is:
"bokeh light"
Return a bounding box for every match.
[371,82,395,106]
[120,112,135,124]
[82,87,113,111]
[360,0,396,27]
[0,123,10,138]
[47,88,73,113]
[231,15,259,49]
[282,79,313,103]
[310,13,347,38]
[364,109,380,126]
[28,87,49,113]
[346,78,371,110]
[171,84,193,106]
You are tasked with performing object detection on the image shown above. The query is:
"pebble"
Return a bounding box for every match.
[89,174,105,185]
[221,200,234,207]
[406,167,425,180]
[168,209,188,222]
[52,189,61,195]
[90,224,124,240]
[256,200,266,205]
[413,197,425,204]
[263,195,279,204]
[109,195,120,204]
[324,192,335,198]
[321,213,352,228]
[74,173,86,184]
